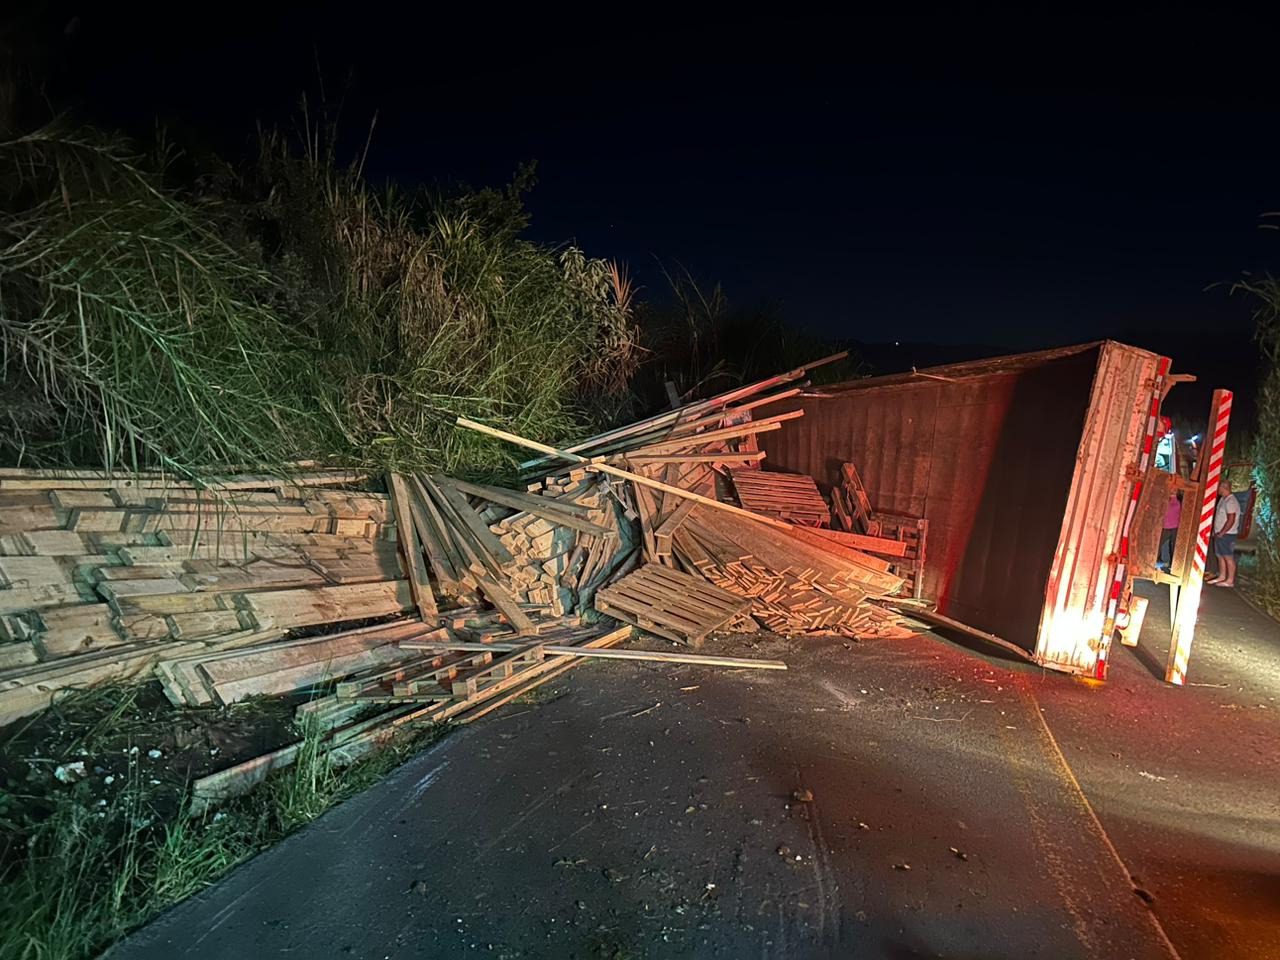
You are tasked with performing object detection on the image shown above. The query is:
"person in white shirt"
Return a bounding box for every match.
[1207,480,1240,587]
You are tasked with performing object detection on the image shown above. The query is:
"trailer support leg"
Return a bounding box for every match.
[1165,389,1232,685]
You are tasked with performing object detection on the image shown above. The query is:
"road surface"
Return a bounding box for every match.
[111,585,1280,959]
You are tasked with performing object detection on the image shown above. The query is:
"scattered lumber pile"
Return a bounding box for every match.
[0,467,409,725]
[454,349,918,638]
[2,351,940,803]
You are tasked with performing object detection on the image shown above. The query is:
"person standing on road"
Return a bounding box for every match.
[1207,480,1240,587]
[1157,493,1181,570]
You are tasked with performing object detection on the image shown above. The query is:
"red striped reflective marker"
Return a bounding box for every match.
[1166,389,1232,685]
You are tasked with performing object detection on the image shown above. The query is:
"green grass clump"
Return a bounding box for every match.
[0,711,448,960]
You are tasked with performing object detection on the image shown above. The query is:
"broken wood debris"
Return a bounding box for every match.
[2,353,935,805]
[829,462,929,598]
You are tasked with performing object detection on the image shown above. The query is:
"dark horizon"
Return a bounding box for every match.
[7,8,1277,422]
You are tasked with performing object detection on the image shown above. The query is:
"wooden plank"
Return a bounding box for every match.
[476,577,536,636]
[515,351,845,471]
[447,477,593,519]
[401,637,787,670]
[20,530,93,556]
[623,452,767,466]
[97,579,191,602]
[111,592,230,616]
[387,473,438,621]
[773,525,895,575]
[0,557,69,589]
[631,480,660,561]
[206,644,407,704]
[799,527,910,558]
[427,475,515,566]
[238,581,413,631]
[165,610,249,640]
[0,504,62,534]
[409,475,473,585]
[622,417,790,458]
[49,490,117,510]
[0,582,81,613]
[400,482,460,591]
[28,605,127,658]
[653,494,699,558]
[0,642,38,669]
[0,640,202,727]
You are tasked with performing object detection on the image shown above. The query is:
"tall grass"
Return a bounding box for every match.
[1234,269,1280,610]
[0,121,639,478]
[0,126,336,476]
[242,128,640,474]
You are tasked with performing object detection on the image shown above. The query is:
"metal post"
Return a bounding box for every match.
[1165,389,1232,685]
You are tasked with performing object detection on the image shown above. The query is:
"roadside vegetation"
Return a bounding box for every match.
[0,120,639,480]
[1236,269,1280,614]
[0,683,450,960]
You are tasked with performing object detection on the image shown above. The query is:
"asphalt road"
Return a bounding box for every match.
[111,586,1280,959]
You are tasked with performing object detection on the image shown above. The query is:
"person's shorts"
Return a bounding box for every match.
[1213,534,1237,557]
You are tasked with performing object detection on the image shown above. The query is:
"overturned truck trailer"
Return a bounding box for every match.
[761,341,1227,682]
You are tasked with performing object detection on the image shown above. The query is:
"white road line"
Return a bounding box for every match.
[1021,680,1184,960]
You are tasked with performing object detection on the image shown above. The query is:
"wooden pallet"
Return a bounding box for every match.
[729,469,830,527]
[832,462,878,535]
[869,515,928,599]
[594,563,751,646]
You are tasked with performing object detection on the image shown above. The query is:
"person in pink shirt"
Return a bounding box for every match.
[1157,494,1180,571]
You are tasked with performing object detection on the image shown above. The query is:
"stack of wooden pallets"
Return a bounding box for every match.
[829,461,929,599]
[728,468,830,526]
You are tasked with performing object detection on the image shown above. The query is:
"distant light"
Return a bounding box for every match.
[894,341,900,346]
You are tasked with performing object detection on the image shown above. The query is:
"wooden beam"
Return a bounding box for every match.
[426,475,515,566]
[622,412,799,458]
[516,351,846,471]
[621,452,767,466]
[799,527,909,558]
[387,473,437,620]
[400,638,787,670]
[409,475,476,583]
[446,478,613,537]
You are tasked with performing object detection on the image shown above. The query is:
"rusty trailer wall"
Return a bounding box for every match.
[761,341,1162,671]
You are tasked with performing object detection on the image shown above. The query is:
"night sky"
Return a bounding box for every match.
[11,9,1280,421]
